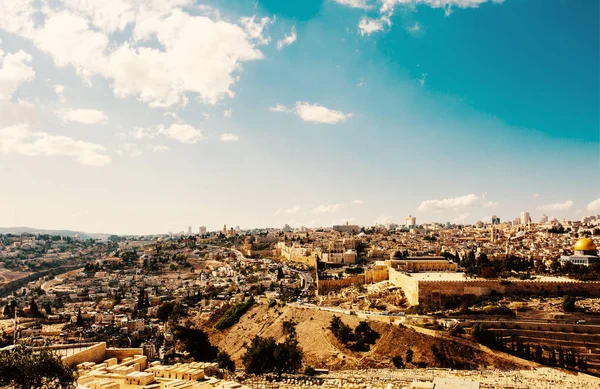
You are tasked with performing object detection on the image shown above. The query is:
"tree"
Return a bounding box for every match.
[157,302,174,322]
[242,330,303,376]
[76,309,84,327]
[329,316,353,345]
[30,299,42,318]
[174,327,218,362]
[282,320,297,339]
[43,302,52,316]
[562,295,577,312]
[137,288,146,310]
[405,348,414,365]
[242,336,277,375]
[392,355,404,368]
[217,351,235,372]
[273,337,303,375]
[353,321,380,351]
[304,365,316,376]
[0,346,76,389]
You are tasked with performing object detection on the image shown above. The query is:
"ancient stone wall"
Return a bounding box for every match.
[62,342,107,367]
[417,279,600,307]
[388,269,420,305]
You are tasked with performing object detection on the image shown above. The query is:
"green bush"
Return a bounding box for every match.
[215,297,255,330]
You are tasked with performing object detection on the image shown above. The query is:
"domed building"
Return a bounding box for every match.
[560,237,599,266]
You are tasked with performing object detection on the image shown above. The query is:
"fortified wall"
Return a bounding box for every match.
[316,267,388,294]
[417,278,600,307]
[388,269,600,306]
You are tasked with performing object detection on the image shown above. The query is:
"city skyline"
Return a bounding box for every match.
[0,0,598,235]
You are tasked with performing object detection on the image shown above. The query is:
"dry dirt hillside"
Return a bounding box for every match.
[207,303,532,371]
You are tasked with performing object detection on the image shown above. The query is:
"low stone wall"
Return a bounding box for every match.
[62,342,107,368]
[417,279,600,307]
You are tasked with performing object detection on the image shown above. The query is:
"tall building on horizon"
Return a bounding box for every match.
[199,226,207,235]
[405,215,416,228]
[187,226,192,234]
[520,211,531,225]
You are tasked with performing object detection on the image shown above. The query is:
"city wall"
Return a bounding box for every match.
[317,267,388,294]
[388,268,420,305]
[416,279,600,307]
[286,255,317,268]
[61,342,107,368]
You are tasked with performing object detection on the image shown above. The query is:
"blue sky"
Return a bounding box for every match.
[0,0,598,234]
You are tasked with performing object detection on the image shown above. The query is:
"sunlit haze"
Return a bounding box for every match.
[0,0,598,235]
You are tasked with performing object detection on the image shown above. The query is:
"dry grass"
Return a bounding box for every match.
[208,303,529,371]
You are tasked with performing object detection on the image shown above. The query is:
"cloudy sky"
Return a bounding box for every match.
[0,0,598,234]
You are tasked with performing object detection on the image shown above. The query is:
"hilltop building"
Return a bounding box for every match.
[333,222,360,234]
[560,237,599,266]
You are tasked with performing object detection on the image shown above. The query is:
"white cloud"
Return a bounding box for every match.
[276,26,297,51]
[294,102,353,124]
[0,2,267,108]
[269,103,288,112]
[148,144,169,152]
[117,143,142,157]
[333,0,372,9]
[407,22,421,34]
[131,127,157,140]
[58,108,108,124]
[0,123,111,166]
[374,215,393,225]
[274,205,301,216]
[239,15,273,45]
[452,213,471,224]
[357,0,504,35]
[358,16,389,36]
[419,73,427,87]
[219,133,239,142]
[417,194,480,212]
[586,198,600,212]
[351,200,364,205]
[356,78,365,87]
[223,109,232,118]
[202,112,210,120]
[54,84,66,102]
[158,123,204,144]
[536,200,573,212]
[0,48,35,100]
[532,193,540,198]
[312,204,343,214]
[483,201,499,208]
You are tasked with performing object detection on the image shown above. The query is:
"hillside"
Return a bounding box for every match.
[0,227,110,240]
[207,302,532,371]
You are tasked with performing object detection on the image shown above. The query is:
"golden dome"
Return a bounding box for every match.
[574,238,597,252]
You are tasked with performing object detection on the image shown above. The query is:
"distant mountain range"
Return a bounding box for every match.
[0,227,113,240]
